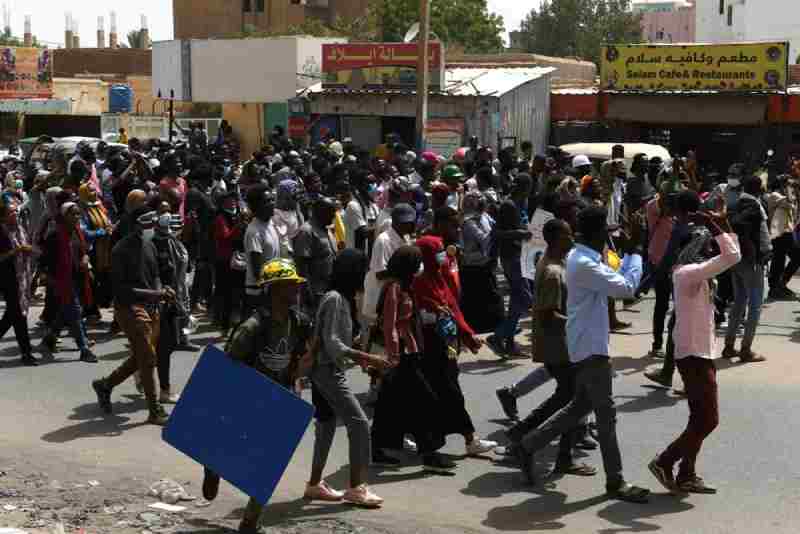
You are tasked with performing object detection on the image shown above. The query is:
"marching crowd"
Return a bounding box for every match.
[0,128,798,532]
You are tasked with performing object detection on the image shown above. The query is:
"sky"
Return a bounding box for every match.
[8,1,532,48]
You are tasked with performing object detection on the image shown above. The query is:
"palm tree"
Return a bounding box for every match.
[126,29,149,49]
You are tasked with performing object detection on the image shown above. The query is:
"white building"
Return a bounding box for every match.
[696,0,800,63]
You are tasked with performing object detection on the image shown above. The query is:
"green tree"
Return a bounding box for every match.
[376,0,504,54]
[126,29,150,49]
[228,6,380,42]
[0,27,41,47]
[519,0,642,64]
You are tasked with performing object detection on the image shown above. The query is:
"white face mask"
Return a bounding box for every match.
[142,228,155,240]
[435,251,447,265]
[728,178,741,188]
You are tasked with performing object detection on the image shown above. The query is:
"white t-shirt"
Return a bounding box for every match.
[375,207,393,237]
[362,227,408,322]
[272,208,303,258]
[244,218,280,296]
[343,199,379,251]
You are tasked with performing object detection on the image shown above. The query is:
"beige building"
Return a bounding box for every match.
[173,0,371,39]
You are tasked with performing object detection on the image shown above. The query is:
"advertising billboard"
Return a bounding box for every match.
[322,43,444,89]
[0,47,53,99]
[423,118,465,158]
[600,42,789,92]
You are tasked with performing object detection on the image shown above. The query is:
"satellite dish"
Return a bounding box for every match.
[404,23,420,43]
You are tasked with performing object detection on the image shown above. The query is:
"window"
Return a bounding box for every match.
[256,0,265,12]
[719,0,724,15]
[727,5,733,26]
[243,0,251,11]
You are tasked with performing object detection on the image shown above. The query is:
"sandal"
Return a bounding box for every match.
[739,350,766,363]
[553,462,597,477]
[677,476,717,494]
[648,457,677,493]
[607,482,650,503]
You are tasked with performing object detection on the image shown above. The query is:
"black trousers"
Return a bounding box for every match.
[214,260,244,332]
[769,233,800,290]
[507,363,577,465]
[652,273,672,351]
[190,259,215,309]
[0,281,31,355]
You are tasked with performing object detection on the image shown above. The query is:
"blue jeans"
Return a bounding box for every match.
[725,262,764,351]
[494,256,533,348]
[48,292,89,353]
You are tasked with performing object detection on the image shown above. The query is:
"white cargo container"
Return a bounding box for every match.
[152,36,346,103]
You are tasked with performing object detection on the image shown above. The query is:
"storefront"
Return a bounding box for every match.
[552,41,795,174]
[307,62,554,155]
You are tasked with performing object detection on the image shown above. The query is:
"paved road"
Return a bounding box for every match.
[1,282,800,534]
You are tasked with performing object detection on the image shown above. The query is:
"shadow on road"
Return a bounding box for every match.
[615,388,683,414]
[40,414,147,443]
[460,359,522,376]
[596,497,694,533]
[483,484,693,532]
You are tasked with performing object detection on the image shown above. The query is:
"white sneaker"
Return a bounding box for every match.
[466,439,498,456]
[159,388,180,404]
[343,484,383,508]
[403,437,418,453]
[303,481,344,502]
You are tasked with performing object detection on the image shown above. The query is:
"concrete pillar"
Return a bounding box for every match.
[109,11,118,48]
[65,30,73,48]
[23,15,32,47]
[97,16,105,48]
[140,15,150,49]
[72,34,80,48]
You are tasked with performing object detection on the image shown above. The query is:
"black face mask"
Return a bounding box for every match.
[257,205,275,221]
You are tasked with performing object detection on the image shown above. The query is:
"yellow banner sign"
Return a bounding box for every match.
[600,42,788,92]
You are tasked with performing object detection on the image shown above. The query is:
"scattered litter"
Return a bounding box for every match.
[0,490,20,498]
[114,521,131,528]
[193,500,211,508]
[0,471,7,477]
[138,512,160,525]
[48,480,63,490]
[103,505,126,515]
[0,529,29,534]
[148,479,195,504]
[148,502,186,513]
[2,504,18,511]
[87,480,100,487]
[49,523,65,534]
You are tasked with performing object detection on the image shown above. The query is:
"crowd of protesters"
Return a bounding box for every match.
[0,126,798,530]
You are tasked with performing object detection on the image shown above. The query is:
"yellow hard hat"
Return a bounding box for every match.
[257,258,306,287]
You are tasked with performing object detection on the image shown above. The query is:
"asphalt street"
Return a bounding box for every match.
[1,281,800,534]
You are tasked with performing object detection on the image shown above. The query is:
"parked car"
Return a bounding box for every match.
[560,142,672,170]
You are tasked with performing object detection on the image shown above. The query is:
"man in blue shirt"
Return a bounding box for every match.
[515,206,650,503]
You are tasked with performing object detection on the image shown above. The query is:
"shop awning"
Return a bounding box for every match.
[606,94,768,126]
[0,99,72,114]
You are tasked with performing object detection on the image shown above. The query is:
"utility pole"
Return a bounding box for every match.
[169,89,175,144]
[415,0,431,152]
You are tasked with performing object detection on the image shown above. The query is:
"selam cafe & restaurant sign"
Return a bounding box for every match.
[600,42,788,92]
[322,42,444,90]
